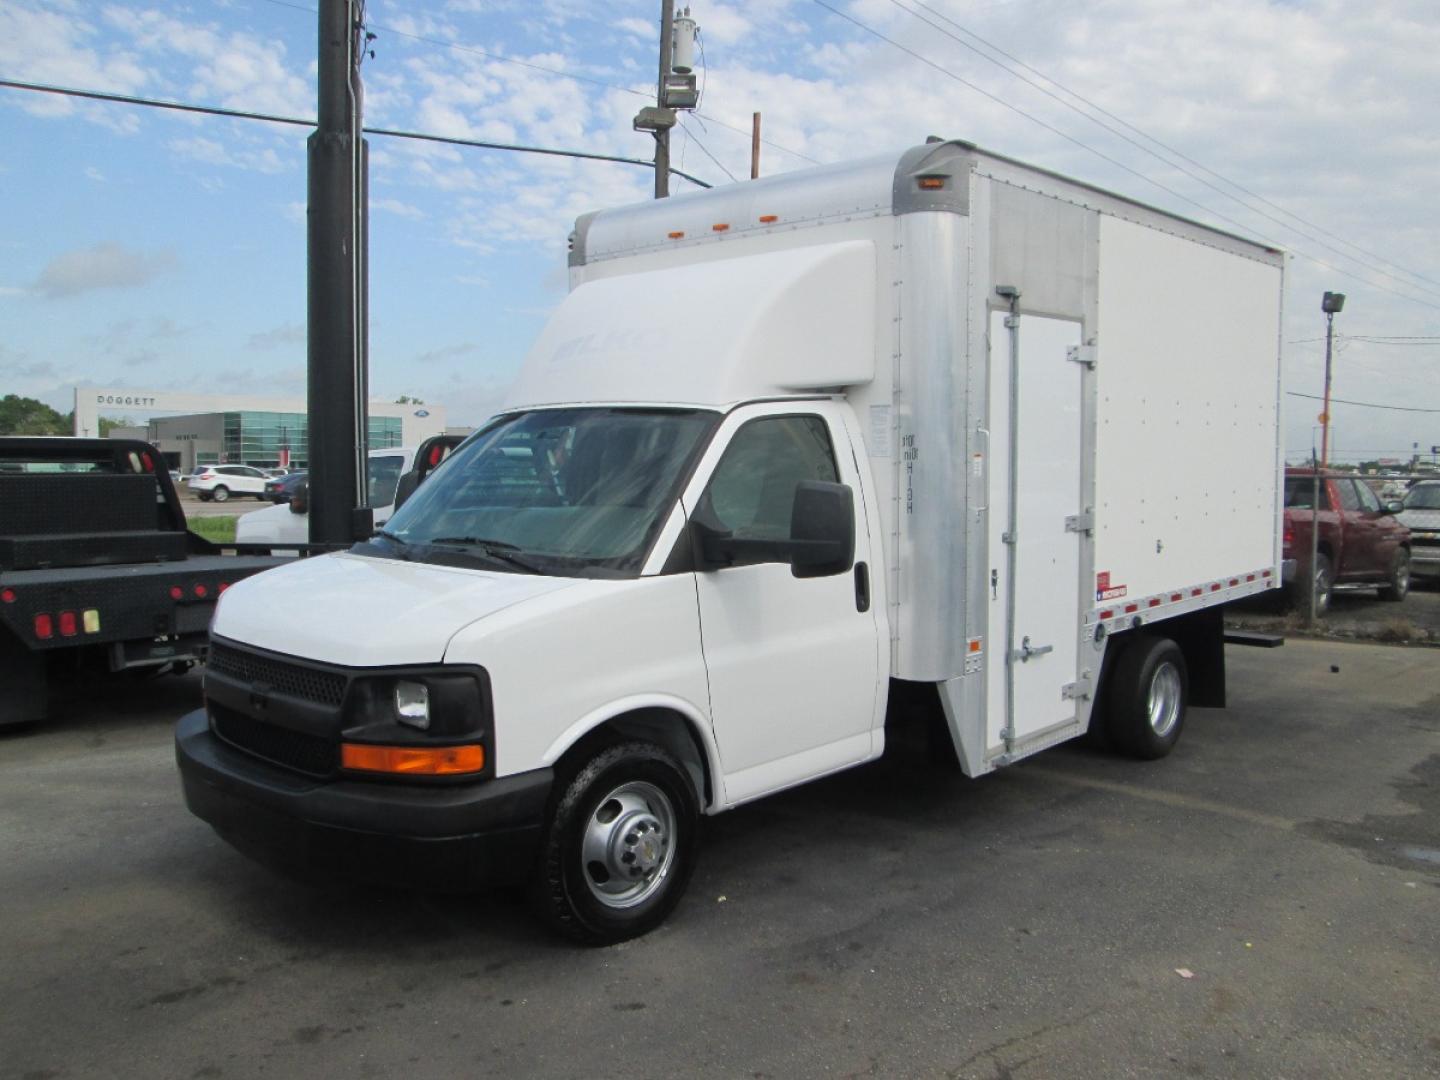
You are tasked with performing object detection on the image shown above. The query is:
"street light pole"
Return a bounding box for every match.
[1319,291,1345,469]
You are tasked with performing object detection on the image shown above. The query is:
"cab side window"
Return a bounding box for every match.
[703,416,838,541]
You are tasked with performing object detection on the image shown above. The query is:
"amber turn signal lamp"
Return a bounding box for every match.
[918,176,946,189]
[341,742,485,776]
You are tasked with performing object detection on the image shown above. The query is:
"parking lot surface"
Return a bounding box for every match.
[3,639,1437,1079]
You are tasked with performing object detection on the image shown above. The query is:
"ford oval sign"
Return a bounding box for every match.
[414,409,430,417]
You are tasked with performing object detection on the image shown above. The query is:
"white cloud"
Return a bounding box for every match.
[168,135,288,175]
[32,244,177,299]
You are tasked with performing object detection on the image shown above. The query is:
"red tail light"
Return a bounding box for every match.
[34,613,53,639]
[193,584,208,598]
[1282,523,1294,549]
[169,586,184,600]
[1,588,15,604]
[58,611,78,637]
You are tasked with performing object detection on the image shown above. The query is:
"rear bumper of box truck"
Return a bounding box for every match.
[175,709,552,891]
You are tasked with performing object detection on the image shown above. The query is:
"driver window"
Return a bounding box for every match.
[1334,479,1362,512]
[703,416,838,540]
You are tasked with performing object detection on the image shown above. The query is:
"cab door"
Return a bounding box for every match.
[682,402,885,805]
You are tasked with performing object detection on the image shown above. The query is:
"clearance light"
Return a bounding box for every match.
[711,223,730,232]
[218,582,230,594]
[193,583,209,598]
[58,611,78,637]
[34,613,54,640]
[918,176,946,190]
[1,588,15,604]
[169,586,184,601]
[667,231,685,240]
[83,609,101,634]
[341,742,484,776]
[758,214,778,223]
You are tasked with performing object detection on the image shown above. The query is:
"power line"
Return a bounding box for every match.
[898,0,1440,297]
[258,0,822,168]
[1288,391,1440,414]
[0,78,712,188]
[678,119,738,183]
[812,0,1440,314]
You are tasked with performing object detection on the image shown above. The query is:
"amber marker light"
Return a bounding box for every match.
[758,214,778,223]
[667,230,685,239]
[341,742,485,776]
[918,176,946,189]
[711,223,730,232]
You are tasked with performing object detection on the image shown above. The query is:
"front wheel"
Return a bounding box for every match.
[532,741,699,945]
[211,485,230,503]
[1105,635,1188,760]
[1379,549,1410,602]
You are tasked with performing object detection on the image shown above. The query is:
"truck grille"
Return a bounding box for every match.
[211,702,337,777]
[207,642,347,707]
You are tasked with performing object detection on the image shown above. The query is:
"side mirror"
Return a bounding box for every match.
[393,470,420,511]
[692,480,855,578]
[1384,500,1404,514]
[787,480,855,578]
[289,481,309,514]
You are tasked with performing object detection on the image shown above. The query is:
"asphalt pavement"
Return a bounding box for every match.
[2,639,1437,1079]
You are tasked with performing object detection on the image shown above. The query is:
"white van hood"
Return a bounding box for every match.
[212,551,579,666]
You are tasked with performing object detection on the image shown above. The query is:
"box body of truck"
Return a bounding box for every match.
[177,141,1285,941]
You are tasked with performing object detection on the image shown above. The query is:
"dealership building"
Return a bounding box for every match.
[78,387,446,471]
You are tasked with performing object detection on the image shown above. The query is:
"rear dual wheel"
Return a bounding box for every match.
[1101,635,1189,760]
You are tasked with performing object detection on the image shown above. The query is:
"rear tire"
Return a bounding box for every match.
[212,485,230,503]
[1379,549,1410,602]
[532,741,699,945]
[1105,635,1188,760]
[1290,553,1333,615]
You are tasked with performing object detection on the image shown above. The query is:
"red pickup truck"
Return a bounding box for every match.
[1282,468,1411,613]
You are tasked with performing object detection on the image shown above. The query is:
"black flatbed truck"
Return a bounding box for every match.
[0,437,296,728]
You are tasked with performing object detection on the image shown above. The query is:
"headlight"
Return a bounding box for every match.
[394,680,430,730]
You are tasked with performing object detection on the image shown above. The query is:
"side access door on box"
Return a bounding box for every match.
[985,309,1092,762]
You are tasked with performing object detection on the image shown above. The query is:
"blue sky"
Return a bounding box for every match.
[2,0,1438,462]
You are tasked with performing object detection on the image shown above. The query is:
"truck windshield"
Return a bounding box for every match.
[375,407,718,576]
[1405,485,1440,510]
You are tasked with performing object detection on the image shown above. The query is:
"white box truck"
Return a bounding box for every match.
[177,140,1286,943]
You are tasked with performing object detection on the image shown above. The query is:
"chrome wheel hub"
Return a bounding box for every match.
[581,781,676,909]
[1148,661,1183,738]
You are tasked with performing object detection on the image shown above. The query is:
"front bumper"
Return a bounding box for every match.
[1410,544,1440,578]
[175,709,552,891]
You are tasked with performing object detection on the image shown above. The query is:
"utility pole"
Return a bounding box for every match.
[634,3,698,199]
[653,0,675,198]
[307,0,371,545]
[751,112,761,179]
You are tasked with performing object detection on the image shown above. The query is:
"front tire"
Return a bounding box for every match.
[1379,549,1410,602]
[1105,636,1188,760]
[532,741,699,945]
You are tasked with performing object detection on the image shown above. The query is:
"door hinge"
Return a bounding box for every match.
[1065,510,1094,535]
[1066,344,1097,370]
[1062,676,1094,701]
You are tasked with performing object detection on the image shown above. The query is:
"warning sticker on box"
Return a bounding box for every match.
[1096,571,1127,602]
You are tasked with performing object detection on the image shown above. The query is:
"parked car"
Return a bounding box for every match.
[263,470,308,504]
[1396,479,1440,582]
[1282,468,1411,612]
[188,464,271,502]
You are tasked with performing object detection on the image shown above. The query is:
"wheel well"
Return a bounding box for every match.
[1099,605,1226,710]
[555,708,713,809]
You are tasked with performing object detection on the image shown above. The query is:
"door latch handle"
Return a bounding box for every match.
[854,562,870,613]
[1014,636,1054,662]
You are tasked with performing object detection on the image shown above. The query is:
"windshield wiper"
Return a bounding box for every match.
[425,536,545,574]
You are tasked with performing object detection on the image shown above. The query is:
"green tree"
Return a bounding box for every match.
[394,394,426,404]
[97,416,137,437]
[0,394,69,435]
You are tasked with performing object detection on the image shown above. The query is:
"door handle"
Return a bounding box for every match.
[854,562,870,613]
